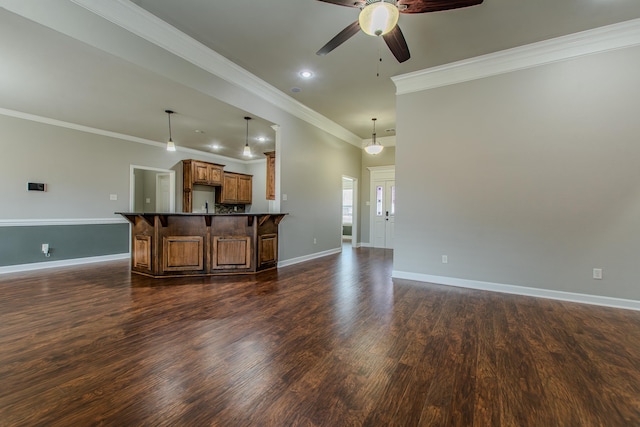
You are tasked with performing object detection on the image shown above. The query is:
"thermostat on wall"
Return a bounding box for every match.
[27,182,46,191]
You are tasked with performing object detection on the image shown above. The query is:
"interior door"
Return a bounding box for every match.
[372,179,395,249]
[156,173,171,212]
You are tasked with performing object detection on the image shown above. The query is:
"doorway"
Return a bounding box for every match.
[156,173,172,212]
[130,165,176,212]
[368,166,395,249]
[342,175,358,248]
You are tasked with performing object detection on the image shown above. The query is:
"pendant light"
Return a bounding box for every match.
[165,109,176,152]
[364,118,384,155]
[243,116,252,157]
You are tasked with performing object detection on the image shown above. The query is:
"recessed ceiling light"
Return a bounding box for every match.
[195,129,205,134]
[211,144,221,150]
[299,70,314,79]
[257,137,266,142]
[291,87,302,93]
[386,128,396,133]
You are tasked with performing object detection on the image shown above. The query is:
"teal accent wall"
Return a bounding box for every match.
[0,224,129,266]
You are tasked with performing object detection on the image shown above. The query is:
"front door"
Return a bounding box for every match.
[370,167,395,249]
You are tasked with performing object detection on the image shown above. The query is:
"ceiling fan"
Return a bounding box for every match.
[316,0,484,63]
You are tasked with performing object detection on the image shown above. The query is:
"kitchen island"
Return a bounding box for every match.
[117,212,286,277]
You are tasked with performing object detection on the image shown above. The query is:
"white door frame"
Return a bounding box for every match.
[368,165,395,248]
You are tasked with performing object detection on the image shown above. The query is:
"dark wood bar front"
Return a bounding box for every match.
[117,213,286,277]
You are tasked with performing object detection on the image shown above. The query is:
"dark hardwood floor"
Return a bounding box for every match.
[1,247,640,426]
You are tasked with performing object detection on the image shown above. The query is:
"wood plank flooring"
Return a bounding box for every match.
[1,247,640,426]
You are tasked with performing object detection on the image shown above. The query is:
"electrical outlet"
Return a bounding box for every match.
[313,238,317,244]
[442,255,448,264]
[593,268,603,280]
[42,243,49,253]
[110,194,118,201]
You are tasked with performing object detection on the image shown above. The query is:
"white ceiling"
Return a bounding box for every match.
[2,0,640,159]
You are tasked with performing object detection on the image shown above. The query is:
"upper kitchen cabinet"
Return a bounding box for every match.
[218,172,252,205]
[182,159,225,212]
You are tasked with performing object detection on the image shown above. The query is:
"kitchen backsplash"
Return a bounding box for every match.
[215,204,246,214]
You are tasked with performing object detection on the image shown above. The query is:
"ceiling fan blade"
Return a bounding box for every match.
[316,21,361,56]
[383,25,410,63]
[316,0,363,8]
[398,0,483,14]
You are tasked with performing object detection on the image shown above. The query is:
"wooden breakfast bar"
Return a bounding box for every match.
[117,212,286,277]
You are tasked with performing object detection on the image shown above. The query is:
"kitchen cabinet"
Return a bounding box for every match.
[217,172,252,205]
[191,161,223,185]
[265,151,275,200]
[118,212,286,277]
[182,159,225,212]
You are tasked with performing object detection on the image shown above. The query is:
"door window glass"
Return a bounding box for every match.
[391,185,395,215]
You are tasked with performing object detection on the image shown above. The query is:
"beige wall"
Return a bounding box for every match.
[394,45,640,301]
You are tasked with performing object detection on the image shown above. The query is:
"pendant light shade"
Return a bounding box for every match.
[359,1,399,37]
[243,116,252,157]
[165,109,176,152]
[364,118,384,155]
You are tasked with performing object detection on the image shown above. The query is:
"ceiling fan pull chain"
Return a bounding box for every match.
[376,38,383,77]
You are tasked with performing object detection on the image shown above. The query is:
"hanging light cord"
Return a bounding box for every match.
[166,110,174,142]
[372,118,377,143]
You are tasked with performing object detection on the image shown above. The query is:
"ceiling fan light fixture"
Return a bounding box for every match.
[364,118,384,155]
[165,109,177,152]
[359,1,399,37]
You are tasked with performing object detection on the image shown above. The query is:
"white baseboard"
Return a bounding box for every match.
[278,248,342,268]
[392,271,640,312]
[359,242,372,248]
[0,253,130,275]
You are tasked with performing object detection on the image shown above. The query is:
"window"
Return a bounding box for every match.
[391,185,395,215]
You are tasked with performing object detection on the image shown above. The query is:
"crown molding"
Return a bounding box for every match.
[69,0,362,147]
[0,108,251,165]
[392,18,640,95]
